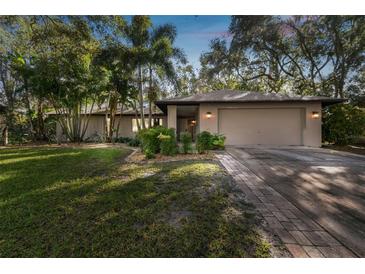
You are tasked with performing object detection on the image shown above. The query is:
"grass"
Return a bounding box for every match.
[0,146,270,257]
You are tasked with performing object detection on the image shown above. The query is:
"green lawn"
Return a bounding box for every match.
[0,146,270,257]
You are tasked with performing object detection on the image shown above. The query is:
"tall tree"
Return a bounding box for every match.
[227,15,365,97]
[30,16,105,142]
[124,16,152,129]
[95,44,136,141]
[146,23,186,127]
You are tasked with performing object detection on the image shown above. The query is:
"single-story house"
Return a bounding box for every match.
[155,90,345,147]
[56,90,345,147]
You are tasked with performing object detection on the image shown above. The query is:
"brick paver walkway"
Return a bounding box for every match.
[216,152,356,258]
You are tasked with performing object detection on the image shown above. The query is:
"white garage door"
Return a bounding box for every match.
[218,108,303,146]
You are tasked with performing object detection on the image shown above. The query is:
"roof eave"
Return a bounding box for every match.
[155,98,347,113]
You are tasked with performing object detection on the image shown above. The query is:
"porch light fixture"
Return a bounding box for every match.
[312,111,320,119]
[191,120,196,125]
[206,112,212,119]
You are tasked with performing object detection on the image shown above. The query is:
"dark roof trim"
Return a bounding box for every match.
[155,98,346,112]
[155,90,347,113]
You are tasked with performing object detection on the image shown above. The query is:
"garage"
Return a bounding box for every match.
[218,108,303,146]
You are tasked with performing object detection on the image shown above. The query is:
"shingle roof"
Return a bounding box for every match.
[155,90,346,112]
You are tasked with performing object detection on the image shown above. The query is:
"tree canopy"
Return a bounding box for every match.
[200,16,365,101]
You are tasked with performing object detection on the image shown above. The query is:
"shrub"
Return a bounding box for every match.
[137,126,176,158]
[126,138,140,147]
[144,148,155,159]
[158,130,177,156]
[196,131,212,153]
[323,104,365,145]
[137,128,160,154]
[180,131,192,154]
[211,134,226,150]
[114,136,131,143]
[85,133,106,143]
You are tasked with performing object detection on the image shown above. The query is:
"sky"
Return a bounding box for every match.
[150,16,231,71]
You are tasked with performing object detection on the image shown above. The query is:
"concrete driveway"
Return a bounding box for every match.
[226,146,365,257]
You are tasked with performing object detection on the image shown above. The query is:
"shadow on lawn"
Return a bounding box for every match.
[0,148,268,258]
[0,149,113,201]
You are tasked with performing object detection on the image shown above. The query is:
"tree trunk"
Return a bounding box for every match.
[36,100,46,141]
[138,64,146,129]
[1,126,8,146]
[107,94,117,143]
[115,104,124,139]
[132,102,141,131]
[24,88,35,141]
[148,66,153,128]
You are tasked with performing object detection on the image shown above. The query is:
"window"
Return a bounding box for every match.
[132,118,163,132]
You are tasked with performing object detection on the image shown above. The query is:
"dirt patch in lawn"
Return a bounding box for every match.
[125,149,214,163]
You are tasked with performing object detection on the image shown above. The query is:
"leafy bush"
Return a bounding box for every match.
[196,131,213,153]
[137,126,176,158]
[211,134,226,150]
[144,148,155,159]
[137,128,160,154]
[180,131,192,154]
[196,131,226,153]
[323,104,365,145]
[158,131,177,156]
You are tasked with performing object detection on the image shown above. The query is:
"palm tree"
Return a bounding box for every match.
[124,16,152,129]
[146,24,186,127]
[95,43,136,142]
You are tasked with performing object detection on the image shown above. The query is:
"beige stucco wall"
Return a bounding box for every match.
[113,115,167,137]
[56,115,106,141]
[56,115,168,141]
[167,105,177,130]
[199,102,322,147]
[114,116,134,138]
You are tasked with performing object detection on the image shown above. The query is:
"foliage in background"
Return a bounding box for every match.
[322,104,365,145]
[0,16,186,144]
[200,16,365,100]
